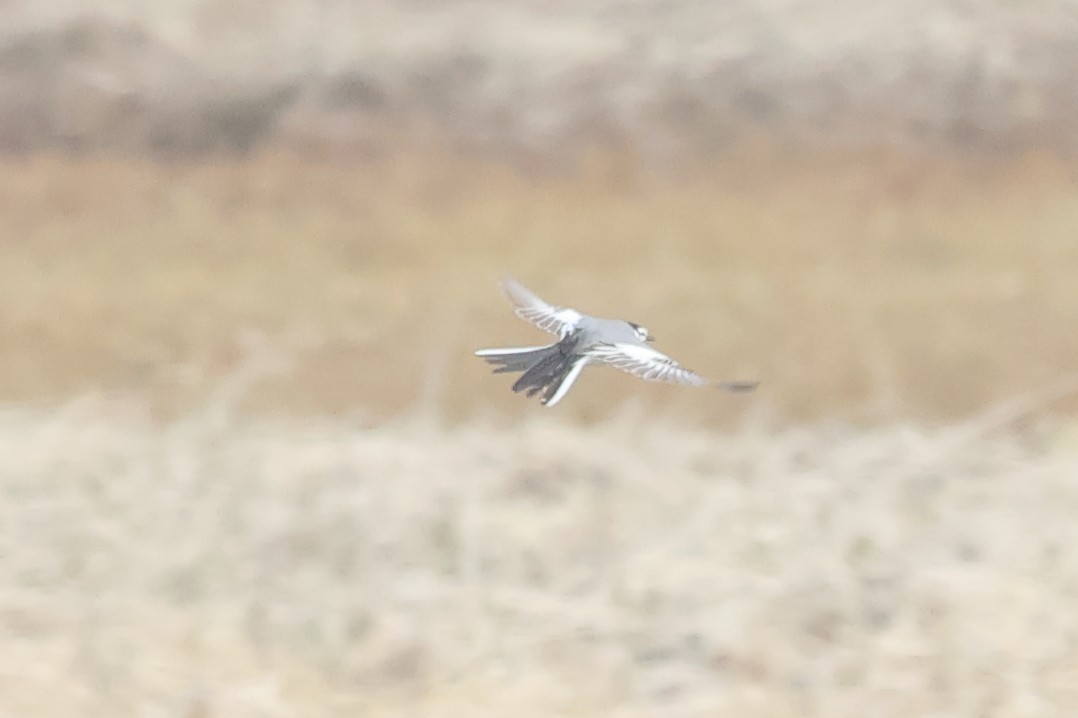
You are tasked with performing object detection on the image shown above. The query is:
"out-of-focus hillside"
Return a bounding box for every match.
[1,0,1078,160]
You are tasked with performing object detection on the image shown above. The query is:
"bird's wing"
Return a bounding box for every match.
[543,359,588,407]
[712,380,760,393]
[586,343,710,387]
[500,276,583,337]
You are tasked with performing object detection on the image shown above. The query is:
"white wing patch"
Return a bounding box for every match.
[586,343,709,387]
[474,345,550,357]
[500,276,582,337]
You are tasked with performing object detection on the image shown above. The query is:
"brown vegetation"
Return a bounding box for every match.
[3,398,1078,717]
[1,150,1078,424]
[3,3,1078,160]
[4,3,1078,715]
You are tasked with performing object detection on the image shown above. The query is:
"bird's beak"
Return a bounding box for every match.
[646,333,655,342]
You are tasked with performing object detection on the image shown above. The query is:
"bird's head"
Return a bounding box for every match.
[629,322,654,342]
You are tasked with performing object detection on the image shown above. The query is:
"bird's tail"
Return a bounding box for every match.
[475,334,583,406]
[474,344,558,374]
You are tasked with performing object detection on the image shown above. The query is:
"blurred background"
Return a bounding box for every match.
[3,1,1078,716]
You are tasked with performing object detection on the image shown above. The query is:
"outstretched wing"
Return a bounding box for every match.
[586,343,710,387]
[712,380,760,393]
[500,276,583,337]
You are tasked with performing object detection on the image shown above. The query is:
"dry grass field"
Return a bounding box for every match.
[3,395,1078,718]
[2,150,1078,422]
[2,151,1078,717]
[4,1,1078,715]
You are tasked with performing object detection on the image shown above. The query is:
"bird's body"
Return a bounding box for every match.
[475,277,757,407]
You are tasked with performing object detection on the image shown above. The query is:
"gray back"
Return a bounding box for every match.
[577,316,643,347]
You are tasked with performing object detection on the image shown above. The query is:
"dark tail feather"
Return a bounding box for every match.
[537,357,584,405]
[513,350,565,396]
[510,335,579,397]
[477,335,581,403]
[478,347,554,374]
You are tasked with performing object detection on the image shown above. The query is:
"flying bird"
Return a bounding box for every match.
[475,277,758,407]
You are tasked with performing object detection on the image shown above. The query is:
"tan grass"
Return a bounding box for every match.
[4,148,1078,715]
[1,393,1078,716]
[1,150,1078,423]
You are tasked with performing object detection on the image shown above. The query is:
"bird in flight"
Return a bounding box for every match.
[475,277,758,407]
